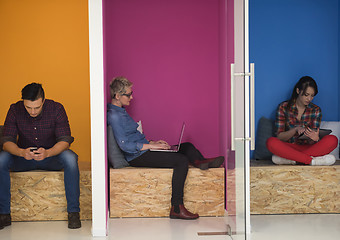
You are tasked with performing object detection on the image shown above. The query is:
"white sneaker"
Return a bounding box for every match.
[272,155,296,165]
[310,154,336,166]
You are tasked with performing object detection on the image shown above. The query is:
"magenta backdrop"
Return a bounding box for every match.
[104,0,231,158]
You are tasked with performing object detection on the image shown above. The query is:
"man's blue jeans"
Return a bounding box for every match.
[0,150,80,214]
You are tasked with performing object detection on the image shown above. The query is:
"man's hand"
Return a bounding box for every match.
[22,148,35,160]
[4,141,67,160]
[32,147,48,161]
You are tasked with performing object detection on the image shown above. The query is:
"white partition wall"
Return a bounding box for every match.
[228,0,252,239]
[88,0,108,236]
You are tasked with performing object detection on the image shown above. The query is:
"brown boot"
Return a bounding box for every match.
[170,205,199,220]
[194,156,225,170]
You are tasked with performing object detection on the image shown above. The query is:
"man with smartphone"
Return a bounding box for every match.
[0,83,81,229]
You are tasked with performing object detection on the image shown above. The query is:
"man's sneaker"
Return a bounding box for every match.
[272,155,296,165]
[0,214,11,227]
[68,212,81,229]
[310,154,336,166]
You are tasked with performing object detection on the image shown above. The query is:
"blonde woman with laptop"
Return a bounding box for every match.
[107,77,224,220]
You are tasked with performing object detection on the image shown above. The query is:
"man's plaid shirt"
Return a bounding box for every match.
[1,99,74,149]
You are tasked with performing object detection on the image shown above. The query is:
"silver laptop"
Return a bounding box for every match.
[150,122,185,152]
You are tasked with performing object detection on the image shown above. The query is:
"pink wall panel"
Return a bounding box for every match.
[104,0,222,157]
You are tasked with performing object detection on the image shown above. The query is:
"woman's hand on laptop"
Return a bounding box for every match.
[146,140,171,150]
[141,141,170,150]
[155,140,169,145]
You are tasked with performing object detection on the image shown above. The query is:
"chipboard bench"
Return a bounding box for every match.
[250,160,340,214]
[109,167,225,218]
[10,161,92,221]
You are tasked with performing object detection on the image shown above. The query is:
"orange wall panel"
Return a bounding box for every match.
[0,0,91,162]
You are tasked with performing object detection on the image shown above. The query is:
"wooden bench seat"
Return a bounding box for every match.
[250,160,340,214]
[109,167,225,218]
[11,161,91,221]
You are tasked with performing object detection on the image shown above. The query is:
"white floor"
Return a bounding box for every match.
[1,214,340,240]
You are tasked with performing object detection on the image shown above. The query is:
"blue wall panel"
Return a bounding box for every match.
[250,0,339,128]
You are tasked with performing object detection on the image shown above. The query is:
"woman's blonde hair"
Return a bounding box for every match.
[109,76,133,99]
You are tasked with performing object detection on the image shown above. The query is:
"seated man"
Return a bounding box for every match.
[0,83,81,229]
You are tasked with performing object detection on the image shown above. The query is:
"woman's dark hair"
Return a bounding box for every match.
[287,76,318,109]
[21,83,45,101]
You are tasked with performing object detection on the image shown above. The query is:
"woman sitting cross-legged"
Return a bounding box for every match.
[107,76,224,220]
[266,76,338,165]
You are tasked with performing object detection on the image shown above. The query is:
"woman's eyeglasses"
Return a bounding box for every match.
[122,91,133,98]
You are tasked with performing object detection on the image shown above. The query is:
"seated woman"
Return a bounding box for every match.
[266,76,338,165]
[107,77,224,220]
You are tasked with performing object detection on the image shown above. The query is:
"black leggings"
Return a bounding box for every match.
[129,142,204,205]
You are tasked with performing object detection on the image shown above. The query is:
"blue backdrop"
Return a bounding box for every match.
[250,0,339,128]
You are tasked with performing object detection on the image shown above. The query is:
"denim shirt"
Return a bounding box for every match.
[107,103,149,162]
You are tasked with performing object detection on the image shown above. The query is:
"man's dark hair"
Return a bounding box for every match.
[21,83,45,101]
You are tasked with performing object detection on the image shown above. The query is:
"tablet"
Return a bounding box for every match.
[298,129,332,140]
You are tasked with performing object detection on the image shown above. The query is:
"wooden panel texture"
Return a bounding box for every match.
[10,164,91,221]
[110,167,225,218]
[251,163,340,214]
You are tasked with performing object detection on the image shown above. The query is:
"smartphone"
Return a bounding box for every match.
[30,147,39,154]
